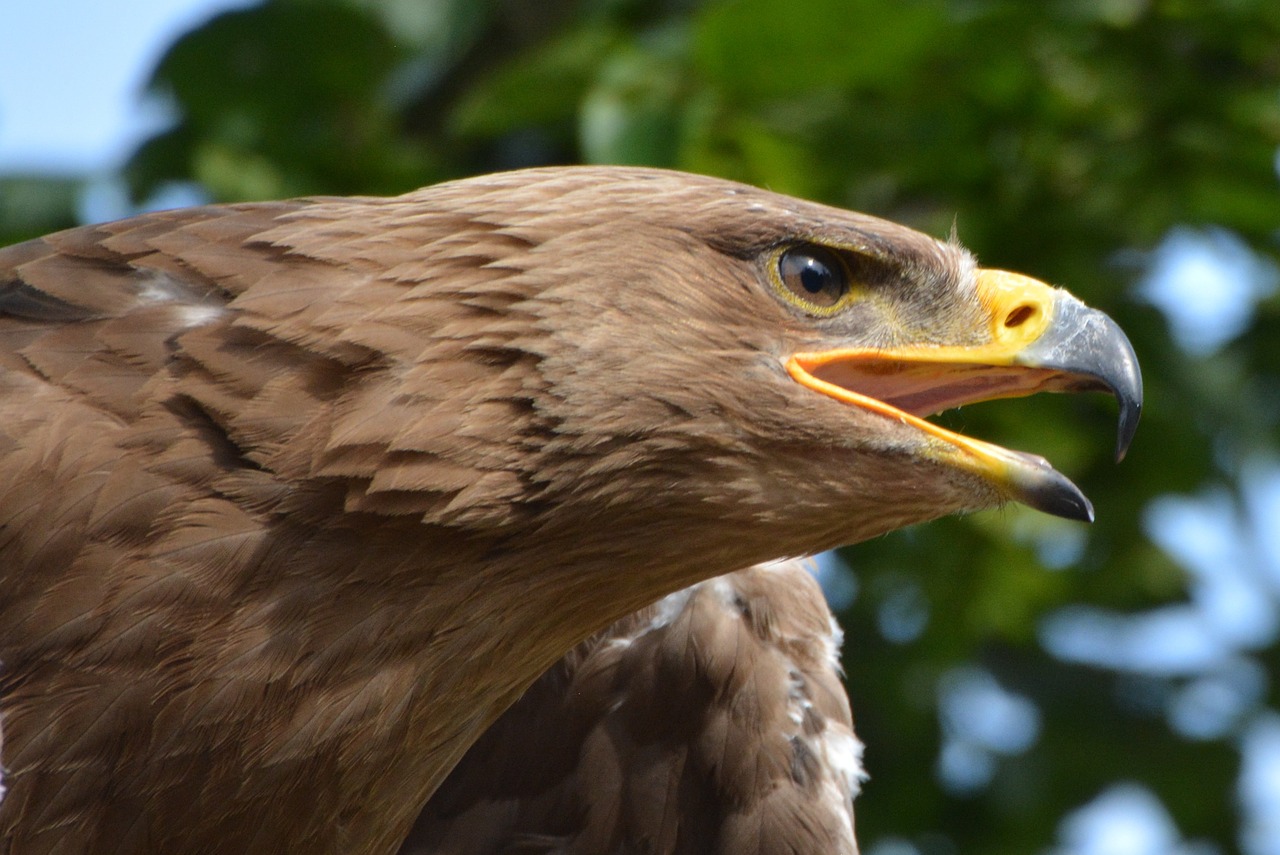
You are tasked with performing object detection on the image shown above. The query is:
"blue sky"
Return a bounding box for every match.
[0,0,253,173]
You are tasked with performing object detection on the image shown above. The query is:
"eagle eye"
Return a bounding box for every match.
[775,245,852,313]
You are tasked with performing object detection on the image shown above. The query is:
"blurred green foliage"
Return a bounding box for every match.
[0,176,80,242]
[4,0,1279,852]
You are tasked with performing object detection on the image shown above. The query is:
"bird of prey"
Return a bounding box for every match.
[0,166,1140,855]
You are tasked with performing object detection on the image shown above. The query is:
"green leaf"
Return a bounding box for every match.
[694,0,947,100]
[451,27,622,138]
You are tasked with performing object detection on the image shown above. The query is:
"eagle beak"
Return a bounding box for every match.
[785,270,1143,522]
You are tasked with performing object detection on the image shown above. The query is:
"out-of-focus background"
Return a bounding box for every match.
[2,1,1278,853]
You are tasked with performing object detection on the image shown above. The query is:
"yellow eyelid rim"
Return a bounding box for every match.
[767,243,863,317]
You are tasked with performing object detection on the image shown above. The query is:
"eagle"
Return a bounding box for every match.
[0,166,1140,855]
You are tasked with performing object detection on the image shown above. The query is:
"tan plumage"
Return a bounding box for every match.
[0,166,1139,854]
[403,559,861,855]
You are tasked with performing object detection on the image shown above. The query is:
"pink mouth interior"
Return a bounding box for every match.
[810,360,1093,419]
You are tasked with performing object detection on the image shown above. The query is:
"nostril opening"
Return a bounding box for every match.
[1005,305,1036,328]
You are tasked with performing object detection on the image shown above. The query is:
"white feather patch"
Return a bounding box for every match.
[134,273,225,329]
[645,586,695,632]
[175,304,225,328]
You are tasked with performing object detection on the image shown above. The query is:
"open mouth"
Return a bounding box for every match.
[800,354,1109,421]
[784,273,1142,522]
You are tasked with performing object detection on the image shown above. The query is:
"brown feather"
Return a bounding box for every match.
[0,167,1055,854]
[403,560,861,855]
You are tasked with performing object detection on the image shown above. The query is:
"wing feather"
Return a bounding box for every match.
[401,559,863,855]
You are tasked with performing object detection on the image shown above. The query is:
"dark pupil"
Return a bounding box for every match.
[779,245,847,310]
[800,262,828,294]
